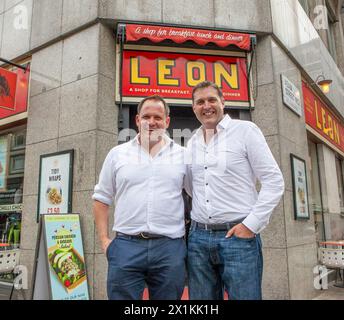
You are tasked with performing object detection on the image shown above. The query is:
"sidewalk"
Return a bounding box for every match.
[313,285,344,300]
[0,281,13,300]
[2,283,343,300]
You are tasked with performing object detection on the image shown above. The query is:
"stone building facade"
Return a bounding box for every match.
[0,0,343,299]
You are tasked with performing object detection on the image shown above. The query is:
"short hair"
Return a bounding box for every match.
[192,81,224,102]
[137,95,170,117]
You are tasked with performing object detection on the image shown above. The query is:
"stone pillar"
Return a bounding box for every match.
[20,22,118,300]
[260,35,319,300]
[252,35,290,299]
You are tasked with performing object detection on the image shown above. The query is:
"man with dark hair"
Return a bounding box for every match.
[137,94,170,116]
[93,95,190,300]
[187,81,284,300]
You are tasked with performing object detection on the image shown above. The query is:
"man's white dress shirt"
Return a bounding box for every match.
[187,115,284,234]
[92,135,188,238]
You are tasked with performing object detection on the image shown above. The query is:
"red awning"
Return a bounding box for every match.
[126,24,253,51]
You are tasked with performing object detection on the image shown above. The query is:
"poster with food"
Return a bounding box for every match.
[43,214,89,300]
[291,154,310,219]
[38,150,73,220]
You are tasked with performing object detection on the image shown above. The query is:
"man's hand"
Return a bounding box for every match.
[101,237,112,255]
[226,223,255,239]
[93,200,111,254]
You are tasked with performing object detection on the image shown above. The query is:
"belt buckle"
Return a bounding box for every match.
[140,232,150,239]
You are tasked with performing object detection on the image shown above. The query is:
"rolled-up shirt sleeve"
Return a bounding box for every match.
[242,124,285,234]
[92,149,116,206]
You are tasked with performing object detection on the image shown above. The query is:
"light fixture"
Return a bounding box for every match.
[315,74,332,94]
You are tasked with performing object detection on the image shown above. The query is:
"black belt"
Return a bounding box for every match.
[192,220,243,231]
[116,232,165,240]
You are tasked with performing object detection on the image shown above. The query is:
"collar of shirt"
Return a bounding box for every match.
[132,133,173,147]
[194,114,232,146]
[132,133,174,156]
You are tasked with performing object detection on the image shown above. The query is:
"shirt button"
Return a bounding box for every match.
[206,183,209,186]
[206,200,209,203]
[209,217,212,219]
[205,166,208,170]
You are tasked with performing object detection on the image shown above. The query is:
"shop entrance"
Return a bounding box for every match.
[124,105,243,146]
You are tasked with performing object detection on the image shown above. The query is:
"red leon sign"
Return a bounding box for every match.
[122,50,249,106]
[0,68,17,110]
[126,24,252,51]
[0,66,29,120]
[302,81,344,153]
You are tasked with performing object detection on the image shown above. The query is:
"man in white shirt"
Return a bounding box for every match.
[92,95,189,300]
[187,81,285,300]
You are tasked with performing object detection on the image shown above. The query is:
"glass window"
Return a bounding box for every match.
[0,127,26,250]
[308,140,325,241]
[326,8,337,61]
[298,0,309,16]
[335,156,344,213]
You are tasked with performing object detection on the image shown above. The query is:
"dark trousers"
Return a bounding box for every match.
[106,234,186,300]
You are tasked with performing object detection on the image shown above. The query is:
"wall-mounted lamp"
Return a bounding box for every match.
[315,74,332,94]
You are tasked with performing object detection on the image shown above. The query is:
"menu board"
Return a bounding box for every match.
[290,154,310,220]
[33,214,89,300]
[37,150,73,222]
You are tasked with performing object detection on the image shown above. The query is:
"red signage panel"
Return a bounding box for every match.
[122,50,249,105]
[303,81,344,153]
[0,66,29,120]
[126,24,252,51]
[0,68,17,111]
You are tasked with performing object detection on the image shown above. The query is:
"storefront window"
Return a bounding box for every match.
[335,156,344,213]
[308,140,325,241]
[0,126,26,249]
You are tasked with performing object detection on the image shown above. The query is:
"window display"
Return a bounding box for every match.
[0,127,26,250]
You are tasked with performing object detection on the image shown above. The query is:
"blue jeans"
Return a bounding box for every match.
[106,234,186,300]
[187,224,263,300]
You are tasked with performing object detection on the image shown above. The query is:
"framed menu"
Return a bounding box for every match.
[37,150,74,222]
[290,154,310,220]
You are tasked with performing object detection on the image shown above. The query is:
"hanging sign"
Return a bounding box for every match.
[0,68,17,110]
[0,66,29,120]
[302,81,344,154]
[37,150,74,222]
[119,50,250,107]
[32,214,89,300]
[126,24,253,51]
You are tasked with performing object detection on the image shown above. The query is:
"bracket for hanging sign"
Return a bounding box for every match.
[0,58,29,73]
